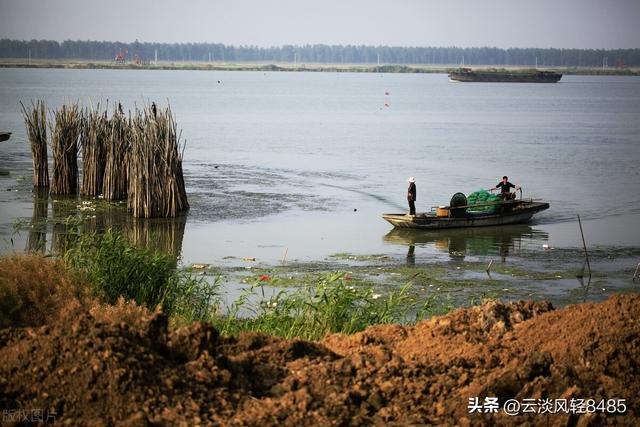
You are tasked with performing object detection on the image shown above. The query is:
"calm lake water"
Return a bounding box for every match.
[0,68,639,266]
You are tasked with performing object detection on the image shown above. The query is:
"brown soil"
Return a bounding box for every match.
[1,288,638,425]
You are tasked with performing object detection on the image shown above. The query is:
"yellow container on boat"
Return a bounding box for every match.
[436,207,449,217]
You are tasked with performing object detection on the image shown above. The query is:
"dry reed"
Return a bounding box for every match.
[50,103,82,195]
[25,99,189,219]
[80,104,109,197]
[102,104,129,200]
[21,100,49,187]
[128,103,189,218]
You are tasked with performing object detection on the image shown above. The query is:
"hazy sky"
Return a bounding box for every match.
[1,0,639,49]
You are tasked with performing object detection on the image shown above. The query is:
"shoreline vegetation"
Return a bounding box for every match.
[2,229,454,338]
[1,59,639,75]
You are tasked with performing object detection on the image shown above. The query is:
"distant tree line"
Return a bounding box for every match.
[1,39,639,67]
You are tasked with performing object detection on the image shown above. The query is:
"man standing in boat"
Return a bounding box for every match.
[407,177,416,215]
[490,176,521,200]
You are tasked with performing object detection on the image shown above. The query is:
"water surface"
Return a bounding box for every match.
[1,69,639,266]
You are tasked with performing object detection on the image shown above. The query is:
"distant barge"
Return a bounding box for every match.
[449,68,562,83]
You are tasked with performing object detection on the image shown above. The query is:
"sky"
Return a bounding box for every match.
[1,0,639,49]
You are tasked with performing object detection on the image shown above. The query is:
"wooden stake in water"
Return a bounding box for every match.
[633,262,640,282]
[577,214,592,278]
[486,259,493,277]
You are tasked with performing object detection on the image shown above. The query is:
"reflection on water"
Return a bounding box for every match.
[25,192,187,258]
[51,195,75,255]
[383,224,549,260]
[576,276,593,303]
[26,188,49,253]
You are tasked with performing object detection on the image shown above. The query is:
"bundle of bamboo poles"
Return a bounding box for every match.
[24,99,189,218]
[50,103,82,195]
[102,104,129,201]
[128,104,189,218]
[21,100,49,187]
[80,104,109,196]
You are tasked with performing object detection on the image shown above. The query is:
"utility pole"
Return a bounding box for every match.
[154,49,158,63]
[28,48,31,65]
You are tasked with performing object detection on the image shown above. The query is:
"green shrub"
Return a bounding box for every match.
[64,230,187,313]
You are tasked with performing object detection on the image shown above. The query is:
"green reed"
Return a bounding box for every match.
[209,273,442,340]
[60,230,447,339]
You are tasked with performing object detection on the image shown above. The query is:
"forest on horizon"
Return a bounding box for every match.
[1,39,639,67]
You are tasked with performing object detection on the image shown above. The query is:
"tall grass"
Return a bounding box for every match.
[65,230,174,310]
[63,229,206,316]
[211,274,438,340]
[57,230,444,339]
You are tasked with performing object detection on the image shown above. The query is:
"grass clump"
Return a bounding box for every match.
[64,229,209,316]
[214,273,437,340]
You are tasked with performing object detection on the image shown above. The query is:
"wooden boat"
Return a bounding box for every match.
[448,68,562,83]
[382,199,549,229]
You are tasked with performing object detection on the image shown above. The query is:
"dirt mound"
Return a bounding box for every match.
[1,294,639,426]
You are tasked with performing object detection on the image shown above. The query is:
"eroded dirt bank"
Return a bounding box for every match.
[1,292,638,426]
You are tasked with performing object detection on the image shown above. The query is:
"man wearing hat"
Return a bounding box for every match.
[407,177,416,215]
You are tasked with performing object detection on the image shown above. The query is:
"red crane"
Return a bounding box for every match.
[115,48,128,63]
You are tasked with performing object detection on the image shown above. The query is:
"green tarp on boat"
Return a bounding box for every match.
[466,190,501,213]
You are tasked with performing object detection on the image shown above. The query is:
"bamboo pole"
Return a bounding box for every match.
[577,214,592,278]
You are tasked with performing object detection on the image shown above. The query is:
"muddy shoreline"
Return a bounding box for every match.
[1,280,637,425]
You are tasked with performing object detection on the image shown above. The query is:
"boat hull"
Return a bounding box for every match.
[382,202,549,229]
[448,69,562,83]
